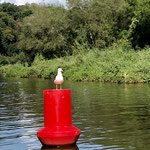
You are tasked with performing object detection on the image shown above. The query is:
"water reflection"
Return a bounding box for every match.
[0,78,150,150]
[41,144,79,150]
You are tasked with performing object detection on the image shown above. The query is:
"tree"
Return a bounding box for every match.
[67,0,128,48]
[17,4,69,63]
[119,0,150,48]
[0,3,32,20]
[129,0,150,48]
[0,12,17,56]
[0,3,32,57]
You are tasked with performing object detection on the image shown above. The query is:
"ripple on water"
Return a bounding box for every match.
[1,79,150,150]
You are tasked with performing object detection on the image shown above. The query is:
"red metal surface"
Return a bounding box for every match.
[37,89,80,146]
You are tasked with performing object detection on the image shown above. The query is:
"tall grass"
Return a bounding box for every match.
[1,46,150,83]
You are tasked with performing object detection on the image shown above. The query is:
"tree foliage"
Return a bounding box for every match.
[67,0,128,48]
[0,3,32,20]
[0,11,17,56]
[0,0,150,65]
[129,0,150,47]
[0,3,32,57]
[17,4,69,63]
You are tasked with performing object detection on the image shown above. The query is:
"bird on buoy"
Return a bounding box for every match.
[54,68,64,89]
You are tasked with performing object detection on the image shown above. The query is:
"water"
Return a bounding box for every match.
[0,78,150,150]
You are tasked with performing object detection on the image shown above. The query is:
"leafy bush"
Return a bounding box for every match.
[1,45,150,83]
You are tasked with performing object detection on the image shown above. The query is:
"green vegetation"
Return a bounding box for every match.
[0,0,150,83]
[1,46,150,83]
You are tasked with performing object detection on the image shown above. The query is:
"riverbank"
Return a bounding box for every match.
[1,47,150,83]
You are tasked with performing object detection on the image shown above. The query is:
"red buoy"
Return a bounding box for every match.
[37,89,80,146]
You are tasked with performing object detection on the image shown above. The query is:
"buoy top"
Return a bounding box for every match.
[44,89,70,92]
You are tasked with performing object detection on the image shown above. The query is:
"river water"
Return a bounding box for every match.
[0,78,150,150]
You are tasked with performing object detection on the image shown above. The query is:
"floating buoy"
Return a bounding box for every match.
[37,89,80,146]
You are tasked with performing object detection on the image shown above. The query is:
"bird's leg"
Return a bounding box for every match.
[56,84,58,90]
[60,84,62,89]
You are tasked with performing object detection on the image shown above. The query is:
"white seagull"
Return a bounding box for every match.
[54,68,64,89]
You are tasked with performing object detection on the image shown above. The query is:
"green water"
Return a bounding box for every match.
[0,78,150,150]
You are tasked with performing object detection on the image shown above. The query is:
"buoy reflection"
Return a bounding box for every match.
[41,144,79,150]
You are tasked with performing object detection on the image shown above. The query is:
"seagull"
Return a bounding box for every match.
[54,68,64,89]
